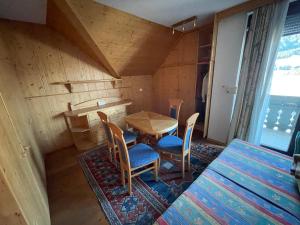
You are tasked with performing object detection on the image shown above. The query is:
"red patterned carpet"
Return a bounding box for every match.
[79,143,222,225]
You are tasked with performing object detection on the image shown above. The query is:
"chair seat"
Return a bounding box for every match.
[123,130,138,144]
[128,143,159,168]
[168,127,177,135]
[156,135,184,154]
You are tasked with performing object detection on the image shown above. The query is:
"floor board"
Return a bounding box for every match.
[46,147,109,225]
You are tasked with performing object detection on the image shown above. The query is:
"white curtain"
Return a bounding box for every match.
[228,0,289,143]
[248,0,289,144]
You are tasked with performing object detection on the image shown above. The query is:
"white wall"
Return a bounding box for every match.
[208,12,248,143]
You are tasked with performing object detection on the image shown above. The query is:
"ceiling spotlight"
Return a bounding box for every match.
[193,19,196,27]
[172,27,175,35]
[182,25,185,31]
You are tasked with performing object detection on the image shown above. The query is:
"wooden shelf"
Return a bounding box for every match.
[64,99,132,117]
[194,123,204,132]
[52,79,121,85]
[199,44,211,48]
[70,128,90,133]
[197,61,210,65]
[51,79,122,93]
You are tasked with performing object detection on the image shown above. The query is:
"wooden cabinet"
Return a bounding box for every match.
[195,25,213,134]
[153,31,198,125]
[0,94,50,225]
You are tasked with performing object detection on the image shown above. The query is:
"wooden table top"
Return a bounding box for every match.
[125,111,178,136]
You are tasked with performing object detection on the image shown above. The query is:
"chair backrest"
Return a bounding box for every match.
[168,99,183,120]
[97,111,114,145]
[182,113,199,153]
[108,122,131,169]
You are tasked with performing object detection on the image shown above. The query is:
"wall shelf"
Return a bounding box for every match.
[197,61,210,65]
[64,99,132,117]
[199,44,211,48]
[52,79,122,93]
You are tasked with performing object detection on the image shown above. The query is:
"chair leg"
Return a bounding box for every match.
[187,152,191,172]
[182,156,185,178]
[121,168,126,187]
[154,160,158,182]
[128,172,132,195]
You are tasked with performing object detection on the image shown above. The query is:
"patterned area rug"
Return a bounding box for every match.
[79,143,223,225]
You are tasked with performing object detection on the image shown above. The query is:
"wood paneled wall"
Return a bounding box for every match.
[153,31,198,125]
[0,20,153,154]
[47,0,181,77]
[0,22,50,224]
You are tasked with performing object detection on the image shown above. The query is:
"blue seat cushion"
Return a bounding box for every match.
[123,130,137,144]
[156,135,183,154]
[128,143,159,168]
[168,127,177,135]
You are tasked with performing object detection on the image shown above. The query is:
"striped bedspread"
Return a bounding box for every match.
[155,139,300,225]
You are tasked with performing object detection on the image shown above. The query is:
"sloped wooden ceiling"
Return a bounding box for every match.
[47,0,182,77]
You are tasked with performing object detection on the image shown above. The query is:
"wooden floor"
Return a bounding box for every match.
[45,128,222,225]
[46,147,109,225]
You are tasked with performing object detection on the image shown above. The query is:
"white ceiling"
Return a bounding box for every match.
[0,0,47,24]
[94,0,247,27]
[0,0,247,27]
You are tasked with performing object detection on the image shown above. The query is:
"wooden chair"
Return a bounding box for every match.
[168,98,183,136]
[97,111,137,162]
[108,122,160,195]
[156,113,199,178]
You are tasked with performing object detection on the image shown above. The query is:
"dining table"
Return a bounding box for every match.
[125,111,178,139]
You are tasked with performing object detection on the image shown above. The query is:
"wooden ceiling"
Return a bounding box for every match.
[47,0,182,78]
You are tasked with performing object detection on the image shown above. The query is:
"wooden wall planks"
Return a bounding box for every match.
[0,20,153,154]
[0,23,50,224]
[153,31,198,125]
[48,0,181,77]
[0,172,27,225]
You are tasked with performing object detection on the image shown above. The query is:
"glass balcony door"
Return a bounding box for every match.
[260,33,300,153]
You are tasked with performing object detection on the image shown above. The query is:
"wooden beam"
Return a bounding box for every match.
[47,0,181,77]
[47,0,119,78]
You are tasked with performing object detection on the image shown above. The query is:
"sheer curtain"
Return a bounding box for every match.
[228,0,289,143]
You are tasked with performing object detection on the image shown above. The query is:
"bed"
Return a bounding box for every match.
[154,139,300,225]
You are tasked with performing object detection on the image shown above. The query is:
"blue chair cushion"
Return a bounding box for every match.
[156,135,184,154]
[128,143,159,168]
[123,130,138,144]
[168,127,177,135]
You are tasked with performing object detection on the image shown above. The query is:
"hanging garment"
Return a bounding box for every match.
[201,73,208,102]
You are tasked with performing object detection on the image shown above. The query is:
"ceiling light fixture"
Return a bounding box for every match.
[171,16,197,34]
